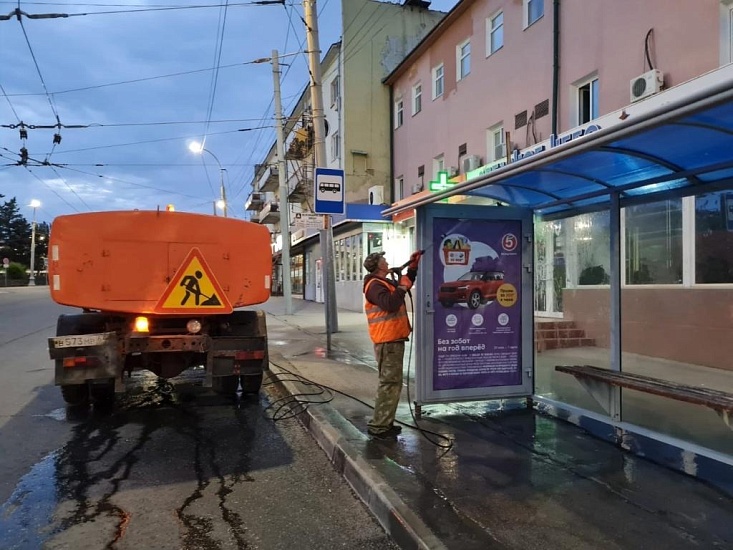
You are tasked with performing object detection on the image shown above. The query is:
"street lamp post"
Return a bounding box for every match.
[189,142,227,217]
[28,199,40,286]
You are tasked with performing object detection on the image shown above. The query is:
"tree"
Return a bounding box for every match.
[0,197,32,267]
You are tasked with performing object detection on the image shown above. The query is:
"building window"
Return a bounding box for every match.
[625,199,683,285]
[487,11,503,56]
[394,98,404,128]
[433,154,445,178]
[330,131,340,161]
[487,124,505,162]
[695,191,733,283]
[432,64,444,99]
[412,82,422,115]
[720,1,733,65]
[330,76,340,109]
[571,212,611,286]
[395,176,404,200]
[523,0,544,28]
[457,40,471,81]
[576,76,599,124]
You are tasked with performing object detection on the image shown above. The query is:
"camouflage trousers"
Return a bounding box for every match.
[368,341,405,433]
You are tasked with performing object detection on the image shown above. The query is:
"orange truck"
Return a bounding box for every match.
[47,210,272,406]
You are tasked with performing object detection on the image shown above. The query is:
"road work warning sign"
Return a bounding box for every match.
[154,248,232,314]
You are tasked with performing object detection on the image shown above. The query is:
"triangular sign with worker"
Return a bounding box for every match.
[154,248,232,314]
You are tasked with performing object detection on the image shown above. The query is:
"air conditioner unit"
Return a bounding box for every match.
[412,182,423,194]
[368,185,384,205]
[494,143,506,161]
[447,166,459,177]
[630,69,663,102]
[462,155,482,173]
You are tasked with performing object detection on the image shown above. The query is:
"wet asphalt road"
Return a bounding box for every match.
[0,288,397,549]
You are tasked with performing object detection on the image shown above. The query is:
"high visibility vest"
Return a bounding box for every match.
[364,278,411,344]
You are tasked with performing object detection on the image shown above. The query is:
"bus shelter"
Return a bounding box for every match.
[384,66,733,493]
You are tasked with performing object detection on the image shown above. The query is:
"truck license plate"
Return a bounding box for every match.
[52,334,108,348]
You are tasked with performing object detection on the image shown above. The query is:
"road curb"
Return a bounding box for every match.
[267,355,446,550]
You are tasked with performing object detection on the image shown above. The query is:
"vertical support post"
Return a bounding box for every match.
[609,192,622,421]
[304,0,338,343]
[272,49,293,315]
[28,207,37,286]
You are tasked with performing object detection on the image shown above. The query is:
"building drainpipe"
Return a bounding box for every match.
[388,85,394,204]
[551,0,560,137]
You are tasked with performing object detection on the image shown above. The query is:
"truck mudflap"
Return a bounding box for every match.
[49,331,120,385]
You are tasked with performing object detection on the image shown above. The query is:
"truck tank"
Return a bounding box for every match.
[48,210,272,313]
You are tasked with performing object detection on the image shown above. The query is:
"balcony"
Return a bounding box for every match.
[258,166,279,193]
[288,180,310,203]
[245,192,265,211]
[259,201,280,224]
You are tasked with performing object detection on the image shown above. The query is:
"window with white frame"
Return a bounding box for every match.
[487,124,505,162]
[457,40,471,81]
[330,131,340,161]
[395,176,404,200]
[432,64,444,99]
[721,0,733,65]
[487,11,503,56]
[412,82,422,115]
[576,76,599,124]
[523,0,544,28]
[433,154,445,177]
[330,76,340,109]
[394,97,404,128]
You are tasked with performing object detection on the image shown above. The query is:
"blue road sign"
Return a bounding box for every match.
[314,167,345,215]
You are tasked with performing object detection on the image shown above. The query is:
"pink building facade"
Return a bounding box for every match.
[386,0,733,458]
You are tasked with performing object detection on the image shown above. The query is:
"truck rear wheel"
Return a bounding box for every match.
[213,375,239,395]
[61,382,89,407]
[240,372,263,394]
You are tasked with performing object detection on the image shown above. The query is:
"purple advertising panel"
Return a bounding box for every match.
[432,217,522,390]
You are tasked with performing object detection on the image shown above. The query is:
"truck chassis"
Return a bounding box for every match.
[48,309,268,406]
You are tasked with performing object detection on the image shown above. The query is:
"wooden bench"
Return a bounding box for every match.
[555,364,733,429]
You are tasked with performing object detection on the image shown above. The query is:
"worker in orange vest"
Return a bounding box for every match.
[363,250,422,438]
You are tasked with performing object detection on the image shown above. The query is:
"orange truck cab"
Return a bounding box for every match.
[47,210,272,406]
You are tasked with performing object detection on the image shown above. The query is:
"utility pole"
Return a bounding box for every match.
[303,0,338,345]
[272,49,293,315]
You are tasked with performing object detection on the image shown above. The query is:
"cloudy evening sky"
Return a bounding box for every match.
[0,0,455,226]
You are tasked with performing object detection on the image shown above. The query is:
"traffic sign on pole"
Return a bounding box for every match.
[2,258,8,269]
[314,167,345,214]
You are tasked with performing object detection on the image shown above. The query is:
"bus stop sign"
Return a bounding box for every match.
[314,167,345,215]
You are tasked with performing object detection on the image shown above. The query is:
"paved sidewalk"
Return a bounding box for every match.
[258,296,733,550]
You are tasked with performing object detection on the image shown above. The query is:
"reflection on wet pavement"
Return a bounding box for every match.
[0,371,279,550]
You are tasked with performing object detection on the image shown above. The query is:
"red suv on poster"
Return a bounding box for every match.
[438,266,505,309]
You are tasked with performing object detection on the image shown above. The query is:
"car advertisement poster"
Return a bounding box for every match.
[432,217,522,390]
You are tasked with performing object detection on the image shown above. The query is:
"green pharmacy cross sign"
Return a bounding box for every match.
[429,171,455,192]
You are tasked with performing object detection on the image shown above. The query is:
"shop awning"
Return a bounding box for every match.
[383,64,733,220]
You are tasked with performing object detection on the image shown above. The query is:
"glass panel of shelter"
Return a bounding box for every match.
[533,191,733,455]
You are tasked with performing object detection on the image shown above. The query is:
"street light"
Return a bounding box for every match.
[28,199,40,287]
[189,141,227,217]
